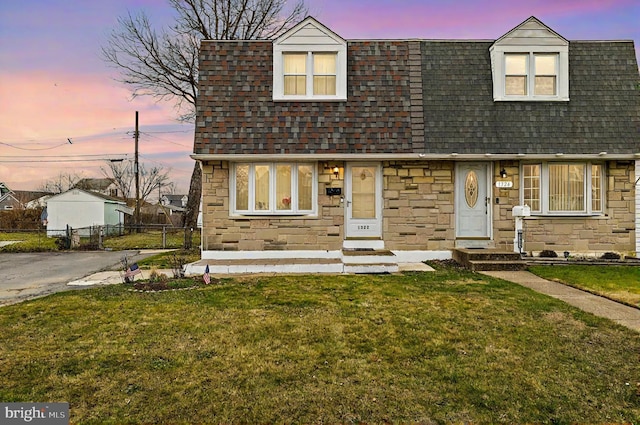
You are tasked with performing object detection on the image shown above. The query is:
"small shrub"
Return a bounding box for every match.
[54,237,69,250]
[539,250,558,258]
[600,252,621,260]
[148,269,169,283]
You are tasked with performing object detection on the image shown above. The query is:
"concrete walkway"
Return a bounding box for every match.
[482,270,640,332]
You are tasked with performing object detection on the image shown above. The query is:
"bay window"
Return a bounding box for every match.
[232,163,316,215]
[522,162,604,215]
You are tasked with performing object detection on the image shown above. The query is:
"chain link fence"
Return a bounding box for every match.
[0,225,200,252]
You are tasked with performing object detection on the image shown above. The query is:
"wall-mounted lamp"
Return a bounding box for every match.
[333,166,340,179]
[500,168,507,178]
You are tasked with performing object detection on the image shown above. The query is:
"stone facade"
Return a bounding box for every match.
[202,160,636,255]
[491,161,637,256]
[382,161,455,251]
[201,161,344,251]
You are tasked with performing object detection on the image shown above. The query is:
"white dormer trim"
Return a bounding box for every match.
[490,16,569,102]
[273,17,347,101]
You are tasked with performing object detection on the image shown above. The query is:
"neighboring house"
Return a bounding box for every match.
[74,178,119,198]
[14,191,52,209]
[160,194,188,213]
[0,183,21,211]
[0,184,49,210]
[46,188,132,237]
[191,16,640,272]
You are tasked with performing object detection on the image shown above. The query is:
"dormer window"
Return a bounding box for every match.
[490,17,569,102]
[504,53,558,96]
[283,53,307,95]
[312,53,337,95]
[273,17,346,101]
[282,52,338,96]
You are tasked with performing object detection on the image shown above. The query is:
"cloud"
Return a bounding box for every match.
[0,70,194,192]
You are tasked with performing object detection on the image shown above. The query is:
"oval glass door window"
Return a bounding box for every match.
[465,171,478,208]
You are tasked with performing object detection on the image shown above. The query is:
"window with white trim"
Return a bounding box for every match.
[282,52,338,96]
[272,17,347,101]
[504,53,558,97]
[276,50,345,100]
[521,162,604,215]
[232,163,317,215]
[489,17,569,102]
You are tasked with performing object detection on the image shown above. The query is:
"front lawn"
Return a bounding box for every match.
[1,266,638,424]
[0,229,200,252]
[528,264,640,308]
[0,230,56,252]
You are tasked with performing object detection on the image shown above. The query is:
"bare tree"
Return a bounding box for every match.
[102,0,308,248]
[101,160,173,204]
[38,172,84,194]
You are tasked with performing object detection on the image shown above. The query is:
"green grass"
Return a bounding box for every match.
[103,230,201,250]
[528,265,640,308]
[0,230,201,252]
[136,249,201,269]
[0,231,57,252]
[1,267,638,424]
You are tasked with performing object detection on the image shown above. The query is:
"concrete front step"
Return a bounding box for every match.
[453,248,526,271]
[342,249,397,265]
[342,250,399,273]
[467,260,527,272]
[186,252,401,275]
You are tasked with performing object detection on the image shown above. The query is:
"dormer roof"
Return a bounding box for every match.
[274,16,345,47]
[492,16,568,48]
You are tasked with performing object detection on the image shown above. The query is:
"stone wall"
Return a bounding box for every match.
[382,161,455,251]
[201,160,636,255]
[492,160,637,256]
[201,161,344,251]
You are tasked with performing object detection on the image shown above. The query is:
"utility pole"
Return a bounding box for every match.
[134,111,140,232]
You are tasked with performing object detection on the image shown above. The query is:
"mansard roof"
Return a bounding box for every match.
[194,19,640,157]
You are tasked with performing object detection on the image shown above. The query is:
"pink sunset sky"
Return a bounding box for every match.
[1,0,639,194]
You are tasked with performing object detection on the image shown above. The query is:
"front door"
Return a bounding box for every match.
[456,162,491,242]
[345,163,382,239]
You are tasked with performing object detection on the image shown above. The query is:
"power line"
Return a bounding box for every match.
[2,154,130,159]
[0,128,132,145]
[0,158,127,163]
[0,141,69,151]
[139,132,193,148]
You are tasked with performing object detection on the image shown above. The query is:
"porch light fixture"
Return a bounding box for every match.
[333,166,340,178]
[500,169,507,178]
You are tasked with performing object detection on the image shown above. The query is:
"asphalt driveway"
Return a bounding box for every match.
[0,251,156,306]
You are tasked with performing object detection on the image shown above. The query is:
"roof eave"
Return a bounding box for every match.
[192,153,640,161]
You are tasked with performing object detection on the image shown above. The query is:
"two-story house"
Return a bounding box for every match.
[191,16,640,273]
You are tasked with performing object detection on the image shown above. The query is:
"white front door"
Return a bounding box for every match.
[345,163,382,239]
[456,162,491,241]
